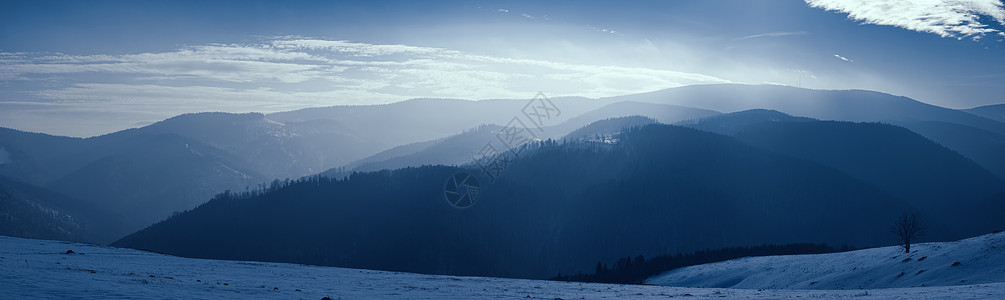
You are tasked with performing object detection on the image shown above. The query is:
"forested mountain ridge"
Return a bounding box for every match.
[114,124,923,279]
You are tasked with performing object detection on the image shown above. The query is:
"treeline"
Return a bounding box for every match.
[217,175,345,201]
[552,243,854,284]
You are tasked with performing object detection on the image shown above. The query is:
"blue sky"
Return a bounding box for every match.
[1,0,1004,137]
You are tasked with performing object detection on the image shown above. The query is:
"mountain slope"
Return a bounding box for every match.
[0,128,86,185]
[114,124,915,279]
[267,96,610,149]
[322,125,505,177]
[321,101,715,176]
[325,115,662,177]
[608,84,1005,136]
[971,191,1005,233]
[965,104,1005,124]
[544,101,720,137]
[0,175,106,243]
[8,235,1005,299]
[563,115,658,140]
[730,121,1003,238]
[678,110,1004,237]
[678,109,815,135]
[645,232,1005,289]
[48,134,267,242]
[897,121,1005,179]
[94,112,380,179]
[607,85,1005,176]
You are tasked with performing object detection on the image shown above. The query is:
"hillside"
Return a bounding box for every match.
[266,96,611,149]
[0,176,106,243]
[6,235,1005,299]
[47,134,267,241]
[608,85,1005,177]
[564,115,658,141]
[544,101,721,137]
[5,84,1003,245]
[320,101,716,177]
[326,125,505,176]
[608,84,1005,136]
[114,124,916,279]
[897,121,1005,179]
[646,232,1005,290]
[678,109,815,135]
[730,121,1004,237]
[327,115,662,177]
[681,110,1005,237]
[965,104,1005,123]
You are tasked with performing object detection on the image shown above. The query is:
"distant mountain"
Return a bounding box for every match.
[323,125,505,177]
[728,120,1003,238]
[47,134,267,241]
[678,109,815,135]
[323,115,661,178]
[608,84,1005,136]
[267,97,612,149]
[3,84,1002,246]
[0,128,86,185]
[679,110,1004,236]
[320,102,716,177]
[606,85,1005,175]
[544,101,720,137]
[965,104,1005,124]
[0,175,109,243]
[897,121,1005,179]
[115,124,916,279]
[93,112,380,179]
[1,97,610,243]
[563,115,658,141]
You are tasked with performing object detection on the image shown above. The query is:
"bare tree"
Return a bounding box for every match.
[891,212,925,253]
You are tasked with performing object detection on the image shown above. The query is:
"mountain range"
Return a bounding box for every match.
[1,84,1002,264]
[113,113,1004,278]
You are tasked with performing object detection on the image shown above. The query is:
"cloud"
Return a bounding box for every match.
[585,25,625,36]
[738,31,809,40]
[497,9,509,13]
[0,37,732,136]
[521,13,534,19]
[806,0,1005,39]
[834,54,854,62]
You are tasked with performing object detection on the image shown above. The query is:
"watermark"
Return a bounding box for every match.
[444,92,561,208]
[443,172,480,208]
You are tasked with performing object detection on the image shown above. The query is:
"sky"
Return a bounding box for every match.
[1,0,1004,137]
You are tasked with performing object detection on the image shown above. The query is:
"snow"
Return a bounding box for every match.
[2,235,1004,299]
[646,232,1005,290]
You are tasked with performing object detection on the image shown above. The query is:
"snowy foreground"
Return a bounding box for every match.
[2,236,1004,299]
[647,232,1005,291]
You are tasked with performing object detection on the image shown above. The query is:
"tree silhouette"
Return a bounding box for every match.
[891,212,924,253]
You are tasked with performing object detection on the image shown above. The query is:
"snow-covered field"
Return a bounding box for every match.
[647,232,1005,291]
[2,235,1004,299]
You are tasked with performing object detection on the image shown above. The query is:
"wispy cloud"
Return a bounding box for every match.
[585,25,624,36]
[0,38,730,136]
[834,54,854,62]
[738,31,809,40]
[806,0,1005,39]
